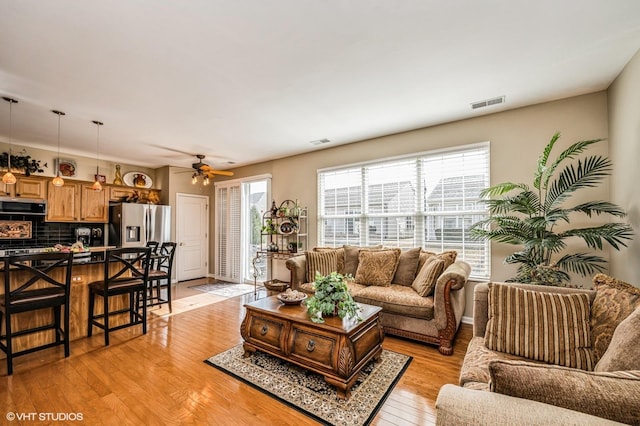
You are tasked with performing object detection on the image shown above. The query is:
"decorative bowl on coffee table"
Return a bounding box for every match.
[276,293,307,305]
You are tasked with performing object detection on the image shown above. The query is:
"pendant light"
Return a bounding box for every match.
[51,110,65,187]
[2,97,18,185]
[91,120,103,191]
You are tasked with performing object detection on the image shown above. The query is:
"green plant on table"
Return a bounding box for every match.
[469,132,633,286]
[305,271,361,324]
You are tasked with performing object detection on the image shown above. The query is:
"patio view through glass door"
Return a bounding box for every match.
[214,176,270,284]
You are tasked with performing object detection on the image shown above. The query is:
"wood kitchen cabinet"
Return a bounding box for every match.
[80,183,109,222]
[0,176,46,198]
[46,182,80,222]
[46,182,109,222]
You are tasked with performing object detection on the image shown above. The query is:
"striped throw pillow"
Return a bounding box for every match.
[485,283,594,370]
[305,251,338,283]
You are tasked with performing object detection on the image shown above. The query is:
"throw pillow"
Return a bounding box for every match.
[590,273,640,361]
[392,247,422,286]
[417,250,457,272]
[305,250,338,283]
[411,258,446,297]
[595,306,640,372]
[354,248,401,286]
[313,247,345,275]
[342,244,383,276]
[489,360,640,425]
[485,283,594,370]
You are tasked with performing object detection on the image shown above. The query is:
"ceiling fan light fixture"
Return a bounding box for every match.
[192,173,198,184]
[52,110,66,187]
[203,175,209,186]
[2,97,18,185]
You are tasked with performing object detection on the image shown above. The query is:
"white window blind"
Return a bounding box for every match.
[318,143,490,279]
[215,184,242,281]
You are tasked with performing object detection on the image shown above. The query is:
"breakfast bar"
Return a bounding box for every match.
[0,248,134,355]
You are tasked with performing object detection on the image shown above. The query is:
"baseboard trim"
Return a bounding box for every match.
[461,315,473,325]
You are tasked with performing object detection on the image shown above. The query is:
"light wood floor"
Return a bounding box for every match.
[0,279,471,425]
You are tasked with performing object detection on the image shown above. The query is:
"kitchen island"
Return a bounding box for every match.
[1,247,140,356]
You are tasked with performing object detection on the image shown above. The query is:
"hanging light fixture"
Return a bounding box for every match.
[2,97,18,185]
[191,172,198,184]
[51,110,66,187]
[91,120,103,191]
[203,175,210,186]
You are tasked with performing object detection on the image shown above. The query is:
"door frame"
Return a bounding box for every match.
[175,192,209,281]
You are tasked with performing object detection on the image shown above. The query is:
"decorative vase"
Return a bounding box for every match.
[113,164,123,185]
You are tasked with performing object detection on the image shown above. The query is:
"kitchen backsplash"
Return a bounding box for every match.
[0,215,94,249]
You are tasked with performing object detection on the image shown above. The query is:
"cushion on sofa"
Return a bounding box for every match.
[489,359,640,425]
[351,284,434,319]
[590,273,640,361]
[354,248,401,286]
[417,249,457,272]
[305,250,338,283]
[411,258,446,297]
[392,247,422,286]
[313,247,345,275]
[595,306,640,372]
[342,244,383,276]
[459,336,530,390]
[485,283,594,370]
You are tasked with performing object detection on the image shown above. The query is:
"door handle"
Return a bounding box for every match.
[179,242,185,246]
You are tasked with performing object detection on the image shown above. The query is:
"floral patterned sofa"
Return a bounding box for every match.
[285,245,471,355]
[435,275,640,425]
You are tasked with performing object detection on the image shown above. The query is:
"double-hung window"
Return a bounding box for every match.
[318,143,490,279]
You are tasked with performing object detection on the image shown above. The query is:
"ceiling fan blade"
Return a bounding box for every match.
[206,170,234,177]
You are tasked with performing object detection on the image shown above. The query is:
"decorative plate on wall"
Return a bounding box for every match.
[54,158,77,177]
[123,172,152,188]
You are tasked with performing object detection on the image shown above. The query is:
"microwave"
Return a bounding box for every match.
[0,198,47,215]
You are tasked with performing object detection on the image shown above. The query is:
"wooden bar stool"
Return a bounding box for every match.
[0,251,74,375]
[87,247,151,346]
[145,242,176,313]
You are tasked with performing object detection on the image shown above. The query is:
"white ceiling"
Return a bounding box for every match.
[1,1,639,170]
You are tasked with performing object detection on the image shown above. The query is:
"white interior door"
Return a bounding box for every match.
[176,193,209,281]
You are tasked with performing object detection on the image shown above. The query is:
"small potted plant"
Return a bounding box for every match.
[305,271,361,324]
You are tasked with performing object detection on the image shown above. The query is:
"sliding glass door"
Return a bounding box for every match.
[214,175,270,283]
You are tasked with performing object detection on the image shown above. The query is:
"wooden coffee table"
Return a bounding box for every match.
[240,296,384,399]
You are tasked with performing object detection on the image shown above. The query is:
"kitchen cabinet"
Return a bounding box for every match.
[0,176,46,199]
[80,183,109,222]
[46,182,80,222]
[46,182,109,223]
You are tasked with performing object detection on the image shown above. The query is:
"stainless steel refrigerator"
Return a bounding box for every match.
[109,203,171,248]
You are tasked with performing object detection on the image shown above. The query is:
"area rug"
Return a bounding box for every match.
[205,345,412,426]
[189,282,262,298]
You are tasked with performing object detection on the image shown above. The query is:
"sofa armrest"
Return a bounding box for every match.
[433,261,470,354]
[435,384,624,426]
[285,254,306,290]
[472,281,596,338]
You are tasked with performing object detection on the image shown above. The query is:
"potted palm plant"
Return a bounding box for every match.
[305,272,361,323]
[470,132,633,286]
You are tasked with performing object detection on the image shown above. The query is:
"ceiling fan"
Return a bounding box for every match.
[191,154,234,177]
[190,154,233,185]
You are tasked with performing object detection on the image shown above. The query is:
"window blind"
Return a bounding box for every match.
[318,143,490,279]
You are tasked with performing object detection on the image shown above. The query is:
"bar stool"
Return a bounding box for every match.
[145,242,176,313]
[0,251,74,375]
[87,247,151,346]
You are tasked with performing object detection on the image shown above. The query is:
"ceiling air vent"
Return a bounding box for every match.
[471,96,505,110]
[309,138,331,146]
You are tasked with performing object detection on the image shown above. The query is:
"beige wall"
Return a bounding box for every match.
[226,92,611,317]
[608,48,640,285]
